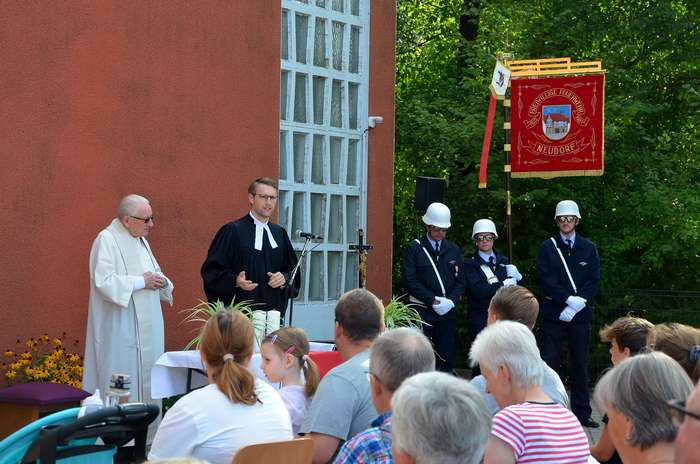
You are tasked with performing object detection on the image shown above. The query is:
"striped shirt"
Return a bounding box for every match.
[491,402,590,463]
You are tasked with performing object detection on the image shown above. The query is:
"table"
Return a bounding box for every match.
[151,342,334,399]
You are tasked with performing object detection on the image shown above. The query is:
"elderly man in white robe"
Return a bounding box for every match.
[82,194,173,406]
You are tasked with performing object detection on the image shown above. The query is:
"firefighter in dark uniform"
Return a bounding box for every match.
[402,202,466,372]
[538,200,600,428]
[464,219,522,375]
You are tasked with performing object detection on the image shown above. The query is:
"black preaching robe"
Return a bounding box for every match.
[201,214,299,314]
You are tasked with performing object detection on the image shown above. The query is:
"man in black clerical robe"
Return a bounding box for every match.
[201,177,299,315]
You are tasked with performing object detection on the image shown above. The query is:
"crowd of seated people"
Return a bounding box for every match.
[594,351,693,464]
[136,285,700,464]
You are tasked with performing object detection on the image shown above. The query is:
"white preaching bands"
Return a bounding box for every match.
[250,212,278,251]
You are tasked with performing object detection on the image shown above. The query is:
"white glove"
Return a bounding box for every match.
[566,296,587,311]
[432,297,455,316]
[502,278,517,287]
[504,264,522,282]
[559,306,577,322]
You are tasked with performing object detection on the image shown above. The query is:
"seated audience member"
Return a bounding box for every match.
[261,326,321,435]
[391,371,491,464]
[470,320,590,464]
[591,316,654,464]
[470,285,569,414]
[594,351,693,464]
[301,288,385,464]
[334,327,436,463]
[673,379,700,464]
[148,310,292,464]
[648,322,700,383]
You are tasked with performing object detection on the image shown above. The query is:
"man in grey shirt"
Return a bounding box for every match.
[301,288,385,464]
[470,285,569,414]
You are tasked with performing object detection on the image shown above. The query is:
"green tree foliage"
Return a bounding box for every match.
[394,0,699,292]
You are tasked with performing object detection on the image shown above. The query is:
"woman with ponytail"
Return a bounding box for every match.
[149,310,292,463]
[260,327,320,435]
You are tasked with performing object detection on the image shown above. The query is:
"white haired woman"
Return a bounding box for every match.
[594,351,693,464]
[469,320,590,463]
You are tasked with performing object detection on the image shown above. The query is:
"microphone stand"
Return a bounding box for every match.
[287,236,312,327]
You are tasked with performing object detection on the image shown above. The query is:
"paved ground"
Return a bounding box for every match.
[584,394,604,445]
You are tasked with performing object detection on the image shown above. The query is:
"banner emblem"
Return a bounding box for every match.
[489,61,511,100]
[542,105,571,141]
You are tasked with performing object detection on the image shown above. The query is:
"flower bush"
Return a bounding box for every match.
[1,333,83,388]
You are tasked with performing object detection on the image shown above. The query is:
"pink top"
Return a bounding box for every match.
[491,402,590,463]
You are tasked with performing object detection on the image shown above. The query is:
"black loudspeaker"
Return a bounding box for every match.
[415,177,446,212]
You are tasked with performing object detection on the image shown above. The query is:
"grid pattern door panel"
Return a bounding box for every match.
[280,0,369,340]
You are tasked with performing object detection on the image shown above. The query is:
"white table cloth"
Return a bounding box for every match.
[151,342,334,399]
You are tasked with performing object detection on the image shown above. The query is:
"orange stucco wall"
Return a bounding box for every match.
[0,1,282,355]
[0,1,395,363]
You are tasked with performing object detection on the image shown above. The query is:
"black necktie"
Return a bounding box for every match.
[565,239,572,256]
[489,256,496,271]
[435,241,440,254]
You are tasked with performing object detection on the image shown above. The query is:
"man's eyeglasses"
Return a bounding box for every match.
[130,215,154,224]
[556,215,577,224]
[475,234,495,242]
[429,226,448,233]
[667,399,700,425]
[254,194,278,202]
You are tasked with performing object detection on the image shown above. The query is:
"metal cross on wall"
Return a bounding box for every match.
[349,229,373,289]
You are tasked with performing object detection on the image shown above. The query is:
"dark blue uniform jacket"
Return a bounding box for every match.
[464,250,510,315]
[537,234,600,322]
[402,236,466,310]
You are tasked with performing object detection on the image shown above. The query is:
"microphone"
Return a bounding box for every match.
[296,230,323,240]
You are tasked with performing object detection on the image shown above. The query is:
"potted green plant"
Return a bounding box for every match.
[383,295,426,330]
[180,299,271,350]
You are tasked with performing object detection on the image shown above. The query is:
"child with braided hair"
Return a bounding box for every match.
[261,327,321,435]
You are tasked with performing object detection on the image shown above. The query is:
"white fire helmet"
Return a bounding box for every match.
[422,202,451,229]
[471,219,498,239]
[554,200,581,219]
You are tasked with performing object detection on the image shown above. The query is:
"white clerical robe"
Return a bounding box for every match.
[82,218,173,405]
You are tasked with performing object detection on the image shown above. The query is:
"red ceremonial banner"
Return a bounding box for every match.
[510,73,605,178]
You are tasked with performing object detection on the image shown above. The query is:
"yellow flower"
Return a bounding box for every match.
[2,333,83,387]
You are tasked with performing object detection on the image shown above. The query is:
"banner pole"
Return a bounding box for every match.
[504,89,513,262]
